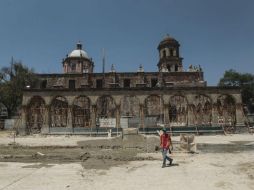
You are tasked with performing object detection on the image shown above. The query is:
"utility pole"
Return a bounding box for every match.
[10,56,14,80]
[102,48,106,87]
[102,48,105,74]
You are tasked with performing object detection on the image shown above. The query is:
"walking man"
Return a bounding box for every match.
[159,128,173,168]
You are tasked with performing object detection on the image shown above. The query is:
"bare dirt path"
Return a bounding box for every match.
[0,132,253,190]
[0,151,253,190]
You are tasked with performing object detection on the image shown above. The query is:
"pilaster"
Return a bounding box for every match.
[116,104,121,129]
[235,103,245,126]
[41,105,50,134]
[139,104,144,129]
[91,105,97,128]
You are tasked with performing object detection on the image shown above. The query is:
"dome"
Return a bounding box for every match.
[68,49,89,58]
[158,34,179,48]
[68,42,89,59]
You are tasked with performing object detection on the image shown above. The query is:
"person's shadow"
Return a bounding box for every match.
[165,163,179,167]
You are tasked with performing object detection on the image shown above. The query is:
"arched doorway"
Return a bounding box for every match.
[144,95,163,127]
[190,94,212,126]
[50,96,68,128]
[120,95,140,128]
[27,96,45,133]
[216,94,236,125]
[73,96,91,128]
[168,95,187,126]
[96,95,116,128]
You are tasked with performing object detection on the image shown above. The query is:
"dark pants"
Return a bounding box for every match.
[161,148,172,165]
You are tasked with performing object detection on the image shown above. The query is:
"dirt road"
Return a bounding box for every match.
[0,132,253,190]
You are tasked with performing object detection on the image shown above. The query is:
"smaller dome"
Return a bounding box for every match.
[68,42,89,59]
[68,49,89,58]
[158,34,179,48]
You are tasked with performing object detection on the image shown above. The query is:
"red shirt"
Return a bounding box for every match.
[160,133,171,149]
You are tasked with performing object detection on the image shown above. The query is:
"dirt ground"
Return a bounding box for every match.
[0,131,253,190]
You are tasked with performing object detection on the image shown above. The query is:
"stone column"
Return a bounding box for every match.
[211,104,218,126]
[235,103,245,127]
[41,105,50,134]
[164,104,169,126]
[67,106,73,132]
[187,104,192,126]
[116,105,121,129]
[20,105,28,135]
[91,105,97,128]
[139,104,144,129]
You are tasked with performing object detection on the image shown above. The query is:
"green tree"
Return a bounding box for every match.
[218,69,254,113]
[0,61,38,116]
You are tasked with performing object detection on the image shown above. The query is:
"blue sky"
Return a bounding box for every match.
[0,0,253,85]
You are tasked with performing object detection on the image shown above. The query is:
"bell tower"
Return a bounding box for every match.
[157,35,183,72]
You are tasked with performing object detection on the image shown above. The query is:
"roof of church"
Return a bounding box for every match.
[68,49,89,58]
[158,34,179,47]
[68,42,89,59]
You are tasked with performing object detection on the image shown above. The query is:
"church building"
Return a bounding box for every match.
[20,35,245,134]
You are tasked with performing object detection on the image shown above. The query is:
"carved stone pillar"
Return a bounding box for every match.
[116,105,121,129]
[211,104,219,125]
[164,104,169,126]
[139,104,144,129]
[41,105,50,134]
[20,105,28,135]
[187,104,192,126]
[235,103,245,127]
[91,105,97,128]
[67,106,73,129]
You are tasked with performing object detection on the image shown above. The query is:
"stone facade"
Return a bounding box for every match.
[21,35,245,134]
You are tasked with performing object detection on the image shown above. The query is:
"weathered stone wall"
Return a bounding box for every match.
[21,87,245,134]
[35,71,205,90]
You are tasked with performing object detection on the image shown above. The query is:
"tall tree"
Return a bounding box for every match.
[0,61,38,116]
[218,69,254,113]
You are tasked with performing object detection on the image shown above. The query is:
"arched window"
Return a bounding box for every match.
[169,95,187,126]
[190,95,212,126]
[96,95,116,128]
[144,95,163,127]
[96,95,116,118]
[173,49,177,56]
[27,96,45,133]
[162,50,166,58]
[216,95,236,125]
[120,95,140,128]
[175,65,178,71]
[170,49,173,56]
[50,96,68,127]
[73,96,91,128]
[71,62,76,71]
